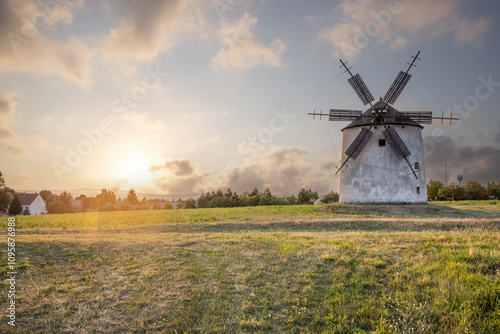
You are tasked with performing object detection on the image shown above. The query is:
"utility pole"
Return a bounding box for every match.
[445,163,448,186]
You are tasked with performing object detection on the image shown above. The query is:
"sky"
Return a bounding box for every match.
[0,0,499,197]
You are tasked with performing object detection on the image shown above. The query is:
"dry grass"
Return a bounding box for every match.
[0,202,499,333]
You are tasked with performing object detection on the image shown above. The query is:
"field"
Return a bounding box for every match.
[1,201,499,333]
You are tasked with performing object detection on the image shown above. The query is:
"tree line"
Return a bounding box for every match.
[181,187,338,209]
[427,180,499,201]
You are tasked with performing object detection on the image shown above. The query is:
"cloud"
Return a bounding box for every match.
[2,144,27,156]
[494,123,500,143]
[0,0,92,87]
[102,0,208,62]
[321,0,492,58]
[110,177,128,192]
[0,95,17,118]
[29,134,47,147]
[424,134,500,184]
[150,158,207,194]
[210,12,287,72]
[122,111,165,131]
[0,95,17,140]
[150,158,195,176]
[220,146,334,195]
[0,123,16,140]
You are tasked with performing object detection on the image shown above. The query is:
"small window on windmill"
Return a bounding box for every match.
[417,187,421,194]
[415,162,420,170]
[379,139,386,146]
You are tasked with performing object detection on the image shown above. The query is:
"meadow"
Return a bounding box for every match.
[0,201,499,333]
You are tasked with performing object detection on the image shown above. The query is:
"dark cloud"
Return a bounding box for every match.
[495,124,500,143]
[153,174,206,194]
[220,146,334,195]
[149,158,195,176]
[150,158,206,194]
[424,134,500,184]
[102,0,183,60]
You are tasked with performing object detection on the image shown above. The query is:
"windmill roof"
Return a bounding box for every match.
[342,100,424,131]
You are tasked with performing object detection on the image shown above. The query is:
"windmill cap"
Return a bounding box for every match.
[342,101,424,131]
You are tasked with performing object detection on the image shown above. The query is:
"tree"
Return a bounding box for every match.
[427,180,444,201]
[197,193,209,208]
[464,180,487,200]
[250,187,259,196]
[298,188,318,205]
[263,187,272,196]
[437,186,451,201]
[446,182,464,201]
[0,188,15,212]
[8,195,22,215]
[163,202,174,210]
[126,189,139,205]
[96,189,116,205]
[286,196,298,205]
[81,197,98,211]
[487,182,500,199]
[39,190,53,202]
[183,198,197,209]
[0,172,15,211]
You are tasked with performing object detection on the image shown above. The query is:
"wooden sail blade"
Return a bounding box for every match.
[348,74,375,106]
[329,109,363,121]
[383,71,412,105]
[345,127,373,160]
[397,111,433,124]
[382,127,411,159]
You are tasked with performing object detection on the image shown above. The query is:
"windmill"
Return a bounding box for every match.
[310,52,458,204]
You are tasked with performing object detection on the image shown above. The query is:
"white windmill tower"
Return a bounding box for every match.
[310,52,458,204]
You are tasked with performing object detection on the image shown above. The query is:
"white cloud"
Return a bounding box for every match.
[0,122,16,140]
[321,0,492,58]
[29,134,47,147]
[122,111,165,131]
[210,12,287,72]
[0,0,92,87]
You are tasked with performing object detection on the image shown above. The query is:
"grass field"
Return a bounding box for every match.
[1,201,499,333]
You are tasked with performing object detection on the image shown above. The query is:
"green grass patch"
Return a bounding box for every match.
[0,203,499,332]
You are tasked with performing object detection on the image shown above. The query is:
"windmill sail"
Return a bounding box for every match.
[348,74,375,106]
[398,111,433,124]
[345,127,373,160]
[382,127,411,159]
[329,109,363,121]
[383,71,412,105]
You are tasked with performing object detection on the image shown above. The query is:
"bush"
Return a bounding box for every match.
[320,192,339,204]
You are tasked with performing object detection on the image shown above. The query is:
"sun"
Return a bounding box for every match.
[116,151,152,185]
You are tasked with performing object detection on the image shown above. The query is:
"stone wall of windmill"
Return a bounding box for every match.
[339,122,427,204]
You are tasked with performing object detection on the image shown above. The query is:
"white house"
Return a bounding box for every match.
[17,193,46,215]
